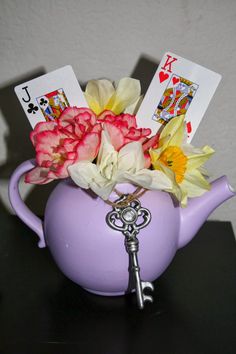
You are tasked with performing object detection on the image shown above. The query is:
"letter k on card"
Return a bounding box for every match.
[136,51,222,142]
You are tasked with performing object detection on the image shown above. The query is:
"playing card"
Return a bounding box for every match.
[136,52,222,141]
[14,65,88,128]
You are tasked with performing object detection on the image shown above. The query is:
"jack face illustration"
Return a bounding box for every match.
[36,88,69,121]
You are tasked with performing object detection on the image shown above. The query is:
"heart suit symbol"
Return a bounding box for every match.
[186,121,192,134]
[159,71,169,83]
[172,76,180,85]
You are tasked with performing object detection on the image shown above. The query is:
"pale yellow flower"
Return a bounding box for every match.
[84,78,142,115]
[150,116,214,207]
[68,131,171,200]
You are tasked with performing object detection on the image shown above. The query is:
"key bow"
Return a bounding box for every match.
[106,196,151,238]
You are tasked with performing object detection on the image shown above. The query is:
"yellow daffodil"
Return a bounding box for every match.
[150,115,214,207]
[84,77,142,115]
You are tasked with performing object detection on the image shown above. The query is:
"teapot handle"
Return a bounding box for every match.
[8,159,46,248]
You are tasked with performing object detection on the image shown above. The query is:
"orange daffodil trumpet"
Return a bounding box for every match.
[25,77,214,207]
[150,115,214,207]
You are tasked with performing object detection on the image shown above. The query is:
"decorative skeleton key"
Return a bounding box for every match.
[106,195,154,309]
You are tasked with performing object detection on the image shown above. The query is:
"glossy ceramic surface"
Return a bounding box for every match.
[8,159,235,295]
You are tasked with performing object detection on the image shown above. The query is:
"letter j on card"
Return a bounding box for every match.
[136,52,222,141]
[14,65,88,129]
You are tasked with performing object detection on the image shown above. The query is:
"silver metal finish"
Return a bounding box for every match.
[106,195,154,309]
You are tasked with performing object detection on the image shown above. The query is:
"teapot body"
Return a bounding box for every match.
[44,179,180,295]
[9,160,235,296]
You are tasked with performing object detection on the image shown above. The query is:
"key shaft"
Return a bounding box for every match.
[125,236,145,309]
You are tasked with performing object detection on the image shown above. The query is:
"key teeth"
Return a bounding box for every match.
[141,281,154,305]
[141,281,154,292]
[143,294,153,303]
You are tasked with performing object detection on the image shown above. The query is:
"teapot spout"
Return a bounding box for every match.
[178,176,235,249]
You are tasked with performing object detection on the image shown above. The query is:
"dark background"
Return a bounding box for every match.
[1,216,236,354]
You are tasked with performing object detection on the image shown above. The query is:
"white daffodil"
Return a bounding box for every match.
[84,77,142,115]
[150,115,214,207]
[68,131,172,200]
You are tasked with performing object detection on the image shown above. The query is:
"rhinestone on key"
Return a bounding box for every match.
[121,207,138,224]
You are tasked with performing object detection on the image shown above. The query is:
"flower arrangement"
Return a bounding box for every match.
[26,77,214,207]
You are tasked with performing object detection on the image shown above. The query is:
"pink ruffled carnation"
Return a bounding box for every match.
[25,107,102,184]
[142,133,160,167]
[98,110,152,150]
[98,110,159,167]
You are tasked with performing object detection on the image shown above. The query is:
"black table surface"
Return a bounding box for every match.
[0,215,236,354]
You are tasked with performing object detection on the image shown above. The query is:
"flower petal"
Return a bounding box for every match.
[181,169,211,197]
[117,141,145,173]
[25,166,53,184]
[68,161,115,200]
[97,131,118,179]
[121,168,172,191]
[120,114,137,128]
[30,121,57,146]
[59,106,84,121]
[85,79,115,115]
[159,115,185,148]
[142,134,159,153]
[69,161,98,189]
[98,110,116,121]
[186,145,215,170]
[76,132,100,162]
[103,122,125,151]
[48,159,74,179]
[105,78,141,115]
[36,151,52,166]
[124,95,143,115]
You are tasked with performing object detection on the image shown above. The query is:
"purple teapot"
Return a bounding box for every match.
[9,159,235,297]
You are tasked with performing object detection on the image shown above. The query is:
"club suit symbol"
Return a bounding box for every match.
[39,98,48,106]
[27,103,39,114]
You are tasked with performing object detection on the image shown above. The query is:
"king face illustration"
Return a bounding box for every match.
[153,75,198,124]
